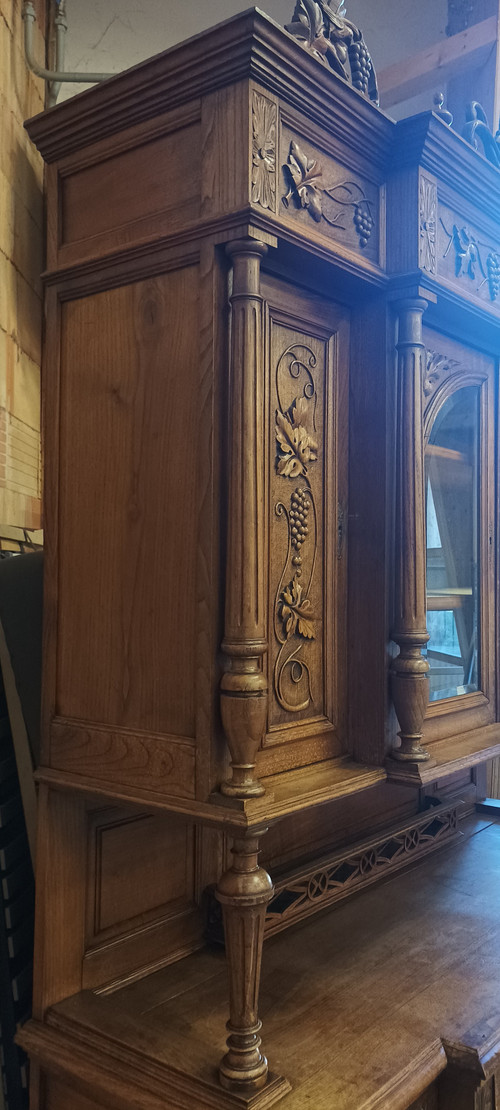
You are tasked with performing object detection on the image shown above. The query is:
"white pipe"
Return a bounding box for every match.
[49,0,68,107]
[23,0,113,101]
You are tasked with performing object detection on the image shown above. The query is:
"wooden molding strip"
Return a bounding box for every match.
[378,16,497,108]
[35,756,386,830]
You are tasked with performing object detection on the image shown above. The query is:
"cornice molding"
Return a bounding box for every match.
[25,7,393,170]
[393,111,500,221]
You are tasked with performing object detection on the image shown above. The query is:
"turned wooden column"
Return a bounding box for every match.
[391,297,430,762]
[220,239,268,798]
[216,827,273,1092]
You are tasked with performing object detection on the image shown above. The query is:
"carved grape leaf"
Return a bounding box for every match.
[282,140,324,222]
[276,396,318,478]
[279,576,315,640]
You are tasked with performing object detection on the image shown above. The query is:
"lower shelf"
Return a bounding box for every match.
[19,815,500,1110]
[386,723,500,787]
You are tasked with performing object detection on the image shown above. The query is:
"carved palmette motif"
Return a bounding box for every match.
[273,344,319,714]
[419,175,437,275]
[251,91,276,211]
[423,350,461,401]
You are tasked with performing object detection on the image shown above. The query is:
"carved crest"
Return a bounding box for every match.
[285,0,378,102]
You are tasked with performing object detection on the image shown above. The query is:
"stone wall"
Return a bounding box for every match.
[0,0,45,536]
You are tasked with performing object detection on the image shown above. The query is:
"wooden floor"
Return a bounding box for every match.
[46,816,500,1110]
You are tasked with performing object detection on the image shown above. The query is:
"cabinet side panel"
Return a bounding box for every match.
[56,268,199,741]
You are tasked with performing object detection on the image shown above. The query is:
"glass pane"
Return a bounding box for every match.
[424,386,480,702]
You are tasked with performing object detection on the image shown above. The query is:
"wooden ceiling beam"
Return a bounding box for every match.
[378,15,498,108]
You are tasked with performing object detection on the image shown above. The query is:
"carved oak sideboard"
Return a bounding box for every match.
[19,7,500,1110]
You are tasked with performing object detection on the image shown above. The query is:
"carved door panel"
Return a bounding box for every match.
[258,274,349,776]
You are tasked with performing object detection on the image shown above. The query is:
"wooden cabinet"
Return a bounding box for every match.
[20,8,500,1109]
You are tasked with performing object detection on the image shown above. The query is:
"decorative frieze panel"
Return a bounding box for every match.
[280,129,380,264]
[206,800,462,944]
[437,205,500,309]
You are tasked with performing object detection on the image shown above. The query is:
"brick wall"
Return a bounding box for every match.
[0,0,45,533]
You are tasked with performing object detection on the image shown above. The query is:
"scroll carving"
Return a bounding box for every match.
[462,101,500,169]
[251,91,276,211]
[285,0,378,102]
[419,176,437,274]
[274,345,318,714]
[283,140,374,247]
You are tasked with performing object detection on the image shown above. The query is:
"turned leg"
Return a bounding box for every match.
[216,827,273,1092]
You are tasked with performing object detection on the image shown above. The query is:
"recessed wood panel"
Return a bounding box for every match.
[90,812,195,937]
[61,124,200,249]
[56,268,199,739]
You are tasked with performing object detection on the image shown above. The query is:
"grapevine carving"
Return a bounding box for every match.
[275,397,318,477]
[282,140,374,247]
[274,344,318,713]
[440,217,500,304]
